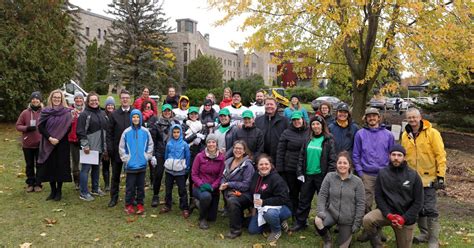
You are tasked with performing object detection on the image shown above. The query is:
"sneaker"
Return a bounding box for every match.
[225,230,242,239]
[74,183,80,191]
[91,189,106,197]
[281,220,289,233]
[104,185,110,192]
[33,186,42,192]
[79,193,95,201]
[267,231,282,242]
[136,204,145,215]
[199,219,209,229]
[26,186,34,193]
[151,195,159,208]
[125,205,135,215]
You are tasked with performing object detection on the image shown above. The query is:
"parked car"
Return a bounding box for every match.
[386,97,404,110]
[416,97,435,105]
[368,97,387,110]
[402,98,416,109]
[311,96,341,111]
[61,80,88,106]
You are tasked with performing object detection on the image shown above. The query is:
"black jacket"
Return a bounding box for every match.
[276,124,308,172]
[76,106,108,153]
[249,170,290,207]
[150,117,179,158]
[255,113,289,164]
[163,95,180,109]
[233,125,264,161]
[297,134,337,177]
[107,107,133,161]
[375,161,424,225]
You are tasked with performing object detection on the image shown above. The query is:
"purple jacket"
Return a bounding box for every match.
[353,126,394,176]
[192,149,225,190]
[221,157,255,193]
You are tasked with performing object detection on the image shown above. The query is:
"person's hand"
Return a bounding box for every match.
[351,226,359,234]
[102,151,109,161]
[49,137,59,145]
[433,177,445,190]
[394,215,405,226]
[83,146,90,154]
[219,183,228,191]
[199,183,213,192]
[206,122,214,128]
[219,148,226,154]
[253,199,263,207]
[151,157,157,167]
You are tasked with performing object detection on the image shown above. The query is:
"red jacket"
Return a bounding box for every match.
[15,106,42,148]
[219,98,232,109]
[68,106,82,143]
[133,97,157,115]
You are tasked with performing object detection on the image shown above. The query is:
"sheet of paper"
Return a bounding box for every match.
[79,150,99,165]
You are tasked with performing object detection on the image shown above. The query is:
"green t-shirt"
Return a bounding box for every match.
[306,136,324,175]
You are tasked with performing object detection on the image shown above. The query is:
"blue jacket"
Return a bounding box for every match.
[119,109,154,172]
[352,126,394,176]
[164,124,191,175]
[283,106,310,124]
[328,121,360,155]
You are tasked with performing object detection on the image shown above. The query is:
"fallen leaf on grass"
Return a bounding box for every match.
[455,231,463,235]
[0,191,3,194]
[126,216,138,223]
[94,238,100,242]
[20,242,32,248]
[219,233,224,239]
[467,233,474,237]
[269,241,277,247]
[150,214,158,218]
[52,209,64,212]
[134,234,142,239]
[299,235,306,239]
[40,233,47,237]
[253,244,264,248]
[43,218,57,225]
[17,173,26,178]
[145,233,154,238]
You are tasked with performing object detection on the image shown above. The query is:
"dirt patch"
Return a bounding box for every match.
[438,149,474,205]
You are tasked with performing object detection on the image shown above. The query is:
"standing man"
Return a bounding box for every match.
[353,107,394,241]
[248,90,266,118]
[363,144,424,248]
[107,90,133,207]
[225,91,248,126]
[163,86,180,109]
[401,108,446,248]
[231,110,264,160]
[255,97,289,163]
[133,87,157,115]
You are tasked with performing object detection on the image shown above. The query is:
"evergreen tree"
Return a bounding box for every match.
[106,0,177,97]
[83,39,111,94]
[186,55,223,89]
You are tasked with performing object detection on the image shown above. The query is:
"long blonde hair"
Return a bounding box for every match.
[47,89,68,108]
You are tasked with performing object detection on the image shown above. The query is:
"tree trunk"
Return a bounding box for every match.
[352,84,370,125]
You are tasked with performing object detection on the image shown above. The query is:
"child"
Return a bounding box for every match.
[119,109,154,215]
[160,124,191,218]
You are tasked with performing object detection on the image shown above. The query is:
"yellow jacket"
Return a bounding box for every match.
[401,120,447,187]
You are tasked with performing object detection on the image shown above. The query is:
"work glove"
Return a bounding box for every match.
[150,157,157,167]
[394,215,405,226]
[351,225,359,234]
[26,126,37,132]
[199,183,213,193]
[196,133,206,140]
[432,177,445,190]
[297,175,305,183]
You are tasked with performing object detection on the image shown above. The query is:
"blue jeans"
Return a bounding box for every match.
[80,163,99,195]
[248,205,292,234]
[193,188,220,221]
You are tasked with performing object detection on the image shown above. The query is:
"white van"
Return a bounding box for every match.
[61,80,88,106]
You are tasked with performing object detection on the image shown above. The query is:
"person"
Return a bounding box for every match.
[133,87,157,115]
[401,108,446,248]
[328,103,359,156]
[173,95,190,123]
[249,90,266,118]
[140,100,156,128]
[231,110,264,160]
[37,89,73,201]
[107,90,133,207]
[200,99,219,134]
[353,107,395,242]
[149,104,180,208]
[363,145,424,248]
[394,98,401,112]
[219,87,233,109]
[119,109,154,215]
[163,86,180,109]
[76,92,108,201]
[318,101,335,124]
[255,97,289,164]
[214,108,237,154]
[220,140,255,239]
[225,91,248,126]
[276,111,308,215]
[16,91,43,192]
[283,95,309,124]
[248,154,291,244]
[291,115,336,232]
[314,152,365,248]
[191,134,226,229]
[199,93,220,113]
[160,124,191,218]
[68,92,85,189]
[102,96,115,192]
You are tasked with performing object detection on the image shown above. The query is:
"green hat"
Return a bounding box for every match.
[218,108,230,116]
[242,110,254,119]
[291,111,303,120]
[161,104,172,112]
[188,106,199,114]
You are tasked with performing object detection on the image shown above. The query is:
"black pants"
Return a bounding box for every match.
[102,158,111,188]
[420,187,439,218]
[110,159,123,200]
[295,174,324,224]
[23,148,41,186]
[125,171,145,205]
[164,172,189,210]
[280,171,302,214]
[227,194,252,231]
[152,156,165,196]
[193,188,220,221]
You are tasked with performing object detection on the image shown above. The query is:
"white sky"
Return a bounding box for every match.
[69,0,247,52]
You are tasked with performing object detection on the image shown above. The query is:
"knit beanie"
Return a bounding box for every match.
[390,144,406,156]
[206,133,218,145]
[105,96,115,106]
[30,91,42,101]
[74,92,84,99]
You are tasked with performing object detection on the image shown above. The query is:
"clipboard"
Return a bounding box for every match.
[79,150,100,165]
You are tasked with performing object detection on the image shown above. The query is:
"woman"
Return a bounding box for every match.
[220,140,255,239]
[16,91,43,192]
[173,95,190,123]
[38,89,73,201]
[102,96,115,191]
[200,99,218,134]
[76,92,108,201]
[275,111,308,215]
[191,134,225,229]
[328,103,359,156]
[199,93,220,113]
[219,87,233,109]
[318,101,334,124]
[314,152,365,248]
[140,100,156,128]
[291,115,336,232]
[283,95,309,124]
[248,154,291,243]
[68,92,84,189]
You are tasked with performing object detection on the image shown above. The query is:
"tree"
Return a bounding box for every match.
[209,1,472,123]
[107,0,177,97]
[226,74,266,106]
[83,39,111,94]
[0,0,77,121]
[186,55,223,89]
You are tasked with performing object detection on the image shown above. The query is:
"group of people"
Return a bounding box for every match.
[15,86,446,247]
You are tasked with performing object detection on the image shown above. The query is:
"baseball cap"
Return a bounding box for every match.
[242,110,254,119]
[218,108,230,116]
[291,111,303,120]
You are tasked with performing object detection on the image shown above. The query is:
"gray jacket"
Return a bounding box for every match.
[316,171,365,229]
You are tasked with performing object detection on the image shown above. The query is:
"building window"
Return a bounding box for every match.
[177,23,181,32]
[103,30,107,38]
[223,70,226,76]
[98,28,101,39]
[224,60,226,66]
[85,27,90,37]
[185,21,193,33]
[233,61,235,67]
[238,62,240,67]
[184,49,188,63]
[183,65,188,79]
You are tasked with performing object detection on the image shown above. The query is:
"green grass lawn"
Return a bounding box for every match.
[0,123,472,247]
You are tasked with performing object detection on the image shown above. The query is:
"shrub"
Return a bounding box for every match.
[184,88,209,107]
[286,86,321,103]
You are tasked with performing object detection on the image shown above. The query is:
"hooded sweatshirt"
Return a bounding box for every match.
[16,104,42,148]
[173,96,190,123]
[164,124,191,176]
[249,170,291,207]
[119,109,154,172]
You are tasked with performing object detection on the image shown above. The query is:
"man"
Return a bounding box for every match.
[163,86,180,109]
[363,144,424,248]
[401,108,446,248]
[225,91,248,126]
[230,110,264,160]
[255,97,289,164]
[133,87,157,115]
[353,107,394,242]
[248,90,266,118]
[328,103,359,155]
[199,93,220,114]
[107,90,133,207]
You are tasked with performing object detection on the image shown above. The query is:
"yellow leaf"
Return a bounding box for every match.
[219,233,225,239]
[252,244,264,248]
[40,233,47,237]
[150,214,158,218]
[19,243,32,248]
[145,233,154,238]
[94,238,100,242]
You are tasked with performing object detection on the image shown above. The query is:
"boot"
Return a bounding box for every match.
[413,216,429,243]
[54,182,62,201]
[322,229,332,248]
[46,182,56,201]
[369,230,383,248]
[427,217,440,248]
[151,195,159,208]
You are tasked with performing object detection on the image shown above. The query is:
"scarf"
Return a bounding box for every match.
[232,103,242,109]
[37,107,72,164]
[336,119,349,128]
[205,148,219,159]
[73,104,83,111]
